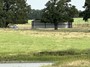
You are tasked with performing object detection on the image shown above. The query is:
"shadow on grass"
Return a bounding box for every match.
[34,49,90,56]
[0,49,90,62]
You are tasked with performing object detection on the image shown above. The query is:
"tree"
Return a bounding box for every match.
[0,0,31,28]
[83,0,90,21]
[79,10,84,17]
[41,0,78,30]
[29,9,42,20]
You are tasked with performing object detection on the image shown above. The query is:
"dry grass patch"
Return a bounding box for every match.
[17,24,31,29]
[60,60,90,67]
[19,30,90,38]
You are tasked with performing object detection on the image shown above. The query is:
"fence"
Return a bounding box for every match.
[32,20,72,29]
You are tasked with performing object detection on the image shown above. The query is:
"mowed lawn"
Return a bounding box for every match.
[0,29,90,55]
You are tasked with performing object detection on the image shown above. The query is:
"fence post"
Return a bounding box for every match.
[32,21,34,29]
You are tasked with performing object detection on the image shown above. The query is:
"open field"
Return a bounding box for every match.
[0,29,90,53]
[73,18,90,28]
[73,18,90,24]
[0,28,90,62]
[0,18,90,66]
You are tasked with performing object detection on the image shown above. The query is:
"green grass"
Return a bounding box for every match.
[72,18,90,28]
[0,29,90,53]
[0,18,90,65]
[28,20,33,24]
[73,18,90,24]
[0,29,90,62]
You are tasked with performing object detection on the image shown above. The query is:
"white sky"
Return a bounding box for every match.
[27,0,85,11]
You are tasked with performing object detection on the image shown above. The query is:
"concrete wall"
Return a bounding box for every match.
[32,20,72,29]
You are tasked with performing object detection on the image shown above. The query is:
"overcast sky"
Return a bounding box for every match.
[27,0,85,11]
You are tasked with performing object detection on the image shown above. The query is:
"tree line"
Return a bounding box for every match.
[29,9,42,20]
[0,0,90,29]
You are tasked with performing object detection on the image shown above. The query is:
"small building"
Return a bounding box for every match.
[32,20,72,29]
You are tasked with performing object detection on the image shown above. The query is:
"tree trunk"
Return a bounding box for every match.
[54,22,58,30]
[68,22,72,28]
[5,22,9,28]
[3,22,9,28]
[45,22,46,28]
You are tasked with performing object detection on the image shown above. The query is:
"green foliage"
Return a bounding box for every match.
[0,0,31,28]
[29,9,42,20]
[41,0,78,30]
[83,0,90,21]
[79,11,84,17]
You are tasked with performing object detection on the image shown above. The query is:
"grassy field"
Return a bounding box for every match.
[73,18,90,24]
[0,28,90,62]
[0,29,90,53]
[0,18,90,66]
[73,18,90,28]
